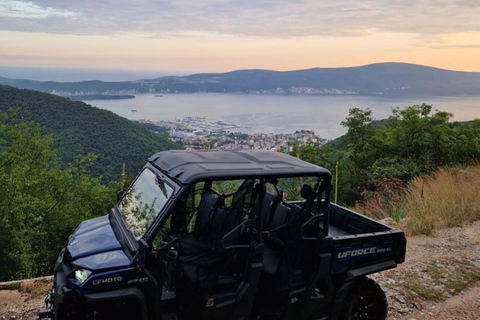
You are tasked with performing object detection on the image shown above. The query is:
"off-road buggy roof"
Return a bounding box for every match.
[148,150,331,184]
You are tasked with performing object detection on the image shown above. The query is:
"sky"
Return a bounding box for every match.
[1,0,480,80]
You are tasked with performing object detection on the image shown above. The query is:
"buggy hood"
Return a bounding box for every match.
[66,215,132,270]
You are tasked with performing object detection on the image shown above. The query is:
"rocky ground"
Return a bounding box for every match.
[0,277,52,320]
[1,221,480,320]
[379,219,480,320]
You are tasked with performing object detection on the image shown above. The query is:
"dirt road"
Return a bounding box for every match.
[382,220,480,320]
[0,278,51,319]
[1,221,480,319]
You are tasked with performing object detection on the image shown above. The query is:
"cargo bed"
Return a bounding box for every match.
[326,203,406,273]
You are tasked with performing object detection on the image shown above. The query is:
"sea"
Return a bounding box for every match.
[86,93,480,140]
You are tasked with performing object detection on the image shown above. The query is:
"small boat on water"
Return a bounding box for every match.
[131,109,137,112]
[155,94,164,97]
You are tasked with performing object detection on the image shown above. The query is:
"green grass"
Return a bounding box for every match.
[398,257,480,302]
[403,281,444,302]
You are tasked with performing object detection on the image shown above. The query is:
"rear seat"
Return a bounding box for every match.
[257,185,326,314]
[262,201,290,274]
[260,191,278,229]
[174,191,244,317]
[269,203,290,237]
[255,192,291,313]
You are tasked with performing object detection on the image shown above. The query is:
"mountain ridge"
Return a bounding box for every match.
[1,62,480,97]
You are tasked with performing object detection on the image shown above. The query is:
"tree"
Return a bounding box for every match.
[288,138,334,169]
[340,108,374,154]
[337,104,480,205]
[0,110,118,280]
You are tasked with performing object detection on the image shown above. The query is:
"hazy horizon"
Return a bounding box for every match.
[2,62,480,83]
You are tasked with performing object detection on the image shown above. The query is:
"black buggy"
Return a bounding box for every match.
[41,150,406,320]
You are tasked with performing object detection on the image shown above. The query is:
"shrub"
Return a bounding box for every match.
[353,165,480,236]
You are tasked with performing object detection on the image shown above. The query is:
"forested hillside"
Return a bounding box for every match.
[0,112,118,280]
[0,76,146,94]
[0,85,180,181]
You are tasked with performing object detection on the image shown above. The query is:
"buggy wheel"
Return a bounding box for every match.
[340,277,387,320]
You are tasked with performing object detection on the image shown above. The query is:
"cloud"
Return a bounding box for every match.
[0,1,79,19]
[0,0,480,39]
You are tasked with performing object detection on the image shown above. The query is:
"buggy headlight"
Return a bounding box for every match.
[75,269,92,283]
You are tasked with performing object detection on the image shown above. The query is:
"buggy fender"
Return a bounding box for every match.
[345,259,397,282]
[329,259,396,319]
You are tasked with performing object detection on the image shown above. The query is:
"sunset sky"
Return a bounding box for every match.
[1,0,480,80]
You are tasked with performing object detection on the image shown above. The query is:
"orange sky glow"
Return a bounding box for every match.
[1,1,480,75]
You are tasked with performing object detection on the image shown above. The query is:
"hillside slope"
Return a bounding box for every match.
[0,76,145,94]
[0,85,180,181]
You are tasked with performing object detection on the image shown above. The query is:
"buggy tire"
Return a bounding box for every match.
[340,277,387,320]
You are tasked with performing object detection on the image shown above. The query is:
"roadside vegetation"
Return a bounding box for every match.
[404,166,480,235]
[354,165,480,235]
[0,111,118,281]
[289,103,480,236]
[0,85,179,281]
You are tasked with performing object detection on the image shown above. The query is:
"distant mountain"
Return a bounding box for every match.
[0,77,147,94]
[0,85,180,181]
[1,63,480,97]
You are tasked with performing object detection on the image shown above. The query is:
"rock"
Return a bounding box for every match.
[395,295,407,304]
[398,308,410,314]
[379,217,395,225]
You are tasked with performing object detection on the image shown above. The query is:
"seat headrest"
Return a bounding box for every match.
[300,184,315,200]
[194,192,220,238]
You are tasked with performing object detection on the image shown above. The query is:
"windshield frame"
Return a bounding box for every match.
[116,165,180,246]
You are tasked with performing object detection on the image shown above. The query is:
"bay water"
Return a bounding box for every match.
[87,93,480,140]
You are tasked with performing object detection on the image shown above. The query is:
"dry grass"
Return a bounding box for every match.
[404,167,480,235]
[352,178,408,222]
[353,165,480,236]
[19,279,52,296]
